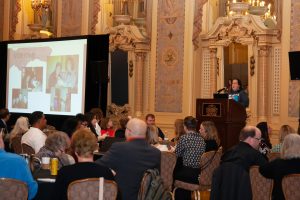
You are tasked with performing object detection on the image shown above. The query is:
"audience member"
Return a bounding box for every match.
[171,119,185,144]
[256,121,272,155]
[210,126,267,200]
[199,121,220,152]
[21,111,47,153]
[9,116,29,148]
[114,117,129,138]
[0,134,37,199]
[85,112,98,137]
[0,108,11,151]
[174,116,206,199]
[75,113,88,128]
[146,125,159,145]
[260,134,300,200]
[90,108,103,135]
[61,117,81,138]
[100,117,115,137]
[271,124,295,153]
[145,113,165,139]
[96,118,161,200]
[35,131,74,169]
[53,129,114,200]
[228,78,249,107]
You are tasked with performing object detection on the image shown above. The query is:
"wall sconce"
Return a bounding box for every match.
[250,55,255,76]
[129,60,133,78]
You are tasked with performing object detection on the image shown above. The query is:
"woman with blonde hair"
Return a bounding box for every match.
[199,121,220,152]
[271,124,295,153]
[146,125,159,145]
[260,134,300,200]
[171,119,185,143]
[9,116,29,149]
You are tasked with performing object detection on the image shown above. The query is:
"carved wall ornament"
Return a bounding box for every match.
[259,46,271,57]
[107,103,131,128]
[128,60,133,78]
[250,55,255,76]
[162,48,178,66]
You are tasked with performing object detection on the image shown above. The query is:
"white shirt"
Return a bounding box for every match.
[21,127,47,153]
[95,123,101,136]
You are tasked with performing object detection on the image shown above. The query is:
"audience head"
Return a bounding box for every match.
[146,125,159,145]
[61,117,81,138]
[0,108,10,122]
[85,112,97,128]
[231,78,242,92]
[279,125,295,143]
[90,108,103,122]
[125,118,147,139]
[239,126,261,150]
[281,134,300,159]
[174,119,185,139]
[44,131,70,155]
[256,122,272,148]
[119,117,129,130]
[30,111,47,130]
[12,116,29,134]
[183,116,197,132]
[71,129,98,158]
[199,121,220,145]
[145,114,156,126]
[100,117,113,130]
[75,113,88,128]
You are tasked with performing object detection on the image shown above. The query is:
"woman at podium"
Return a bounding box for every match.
[228,78,249,108]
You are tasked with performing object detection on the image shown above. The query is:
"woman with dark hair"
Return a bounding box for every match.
[256,121,272,155]
[174,116,206,199]
[114,117,129,138]
[61,117,81,138]
[228,78,249,107]
[84,112,98,138]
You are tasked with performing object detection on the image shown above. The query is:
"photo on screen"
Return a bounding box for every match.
[21,67,43,92]
[50,87,71,112]
[12,89,28,109]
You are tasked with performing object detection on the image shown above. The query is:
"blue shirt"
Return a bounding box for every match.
[0,149,38,199]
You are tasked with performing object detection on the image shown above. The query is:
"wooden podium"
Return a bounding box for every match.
[196,98,247,151]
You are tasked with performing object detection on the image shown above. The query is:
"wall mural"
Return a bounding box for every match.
[288,0,300,117]
[155,0,185,113]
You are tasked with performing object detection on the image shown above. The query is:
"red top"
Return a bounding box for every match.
[101,128,115,137]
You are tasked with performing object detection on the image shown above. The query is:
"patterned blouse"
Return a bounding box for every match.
[175,131,206,168]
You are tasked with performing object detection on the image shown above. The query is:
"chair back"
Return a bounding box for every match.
[0,178,28,200]
[267,152,281,161]
[282,174,300,200]
[21,143,35,155]
[11,135,23,154]
[68,178,118,200]
[198,149,222,187]
[160,151,177,191]
[249,166,273,200]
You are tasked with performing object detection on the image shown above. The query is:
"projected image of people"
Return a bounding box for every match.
[21,67,43,91]
[12,89,28,109]
[50,88,71,112]
[46,62,64,93]
[62,56,78,93]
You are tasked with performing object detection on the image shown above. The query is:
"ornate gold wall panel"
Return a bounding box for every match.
[61,0,82,37]
[155,0,185,113]
[0,0,3,40]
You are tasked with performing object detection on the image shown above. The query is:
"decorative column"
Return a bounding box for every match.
[134,52,146,117]
[257,46,270,121]
[210,48,218,95]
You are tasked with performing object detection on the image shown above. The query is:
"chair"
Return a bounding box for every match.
[67,178,118,200]
[21,143,35,155]
[267,152,281,161]
[249,166,273,200]
[160,151,177,191]
[11,135,23,154]
[172,148,222,200]
[0,178,28,200]
[282,174,300,200]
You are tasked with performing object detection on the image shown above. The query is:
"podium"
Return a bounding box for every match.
[196,98,247,151]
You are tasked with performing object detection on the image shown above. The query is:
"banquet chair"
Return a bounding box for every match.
[282,174,300,200]
[0,178,28,200]
[11,135,23,154]
[21,143,35,155]
[172,148,222,200]
[68,178,118,200]
[267,152,281,161]
[249,166,273,200]
[160,151,177,191]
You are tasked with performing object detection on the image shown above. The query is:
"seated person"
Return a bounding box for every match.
[174,116,206,199]
[100,117,115,137]
[9,116,29,149]
[256,122,273,156]
[114,117,129,138]
[171,119,185,144]
[199,121,220,152]
[96,118,161,200]
[260,134,300,200]
[35,131,74,169]
[271,124,295,153]
[0,134,37,200]
[53,129,114,200]
[145,113,165,139]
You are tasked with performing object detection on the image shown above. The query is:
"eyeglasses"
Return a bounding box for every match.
[253,137,262,141]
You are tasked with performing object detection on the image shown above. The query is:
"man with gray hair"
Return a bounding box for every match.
[210,126,267,200]
[96,118,161,200]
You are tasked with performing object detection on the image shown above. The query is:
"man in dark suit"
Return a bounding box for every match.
[0,108,11,152]
[96,118,161,200]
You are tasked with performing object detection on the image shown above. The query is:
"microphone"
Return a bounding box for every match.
[217,87,227,93]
